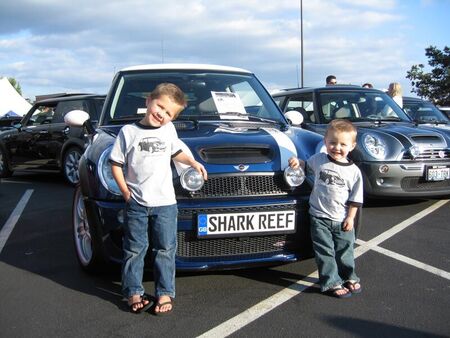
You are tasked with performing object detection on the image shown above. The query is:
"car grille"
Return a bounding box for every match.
[180,174,287,198]
[401,177,450,191]
[402,148,450,160]
[177,232,297,259]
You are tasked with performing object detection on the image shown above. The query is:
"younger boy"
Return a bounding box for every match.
[110,83,207,314]
[289,119,363,298]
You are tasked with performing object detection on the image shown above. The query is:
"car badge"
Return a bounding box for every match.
[234,164,249,172]
[438,150,445,159]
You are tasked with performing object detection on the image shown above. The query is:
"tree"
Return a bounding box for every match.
[7,77,23,96]
[406,46,450,106]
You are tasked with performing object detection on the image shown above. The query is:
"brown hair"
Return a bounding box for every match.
[325,119,357,142]
[150,83,187,116]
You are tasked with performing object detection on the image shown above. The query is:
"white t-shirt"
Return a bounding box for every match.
[307,152,363,222]
[110,121,182,207]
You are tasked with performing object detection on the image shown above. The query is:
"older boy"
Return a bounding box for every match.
[110,83,207,314]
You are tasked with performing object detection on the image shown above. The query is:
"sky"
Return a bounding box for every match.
[0,0,449,101]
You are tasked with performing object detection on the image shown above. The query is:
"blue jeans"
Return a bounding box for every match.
[122,198,177,299]
[310,215,359,292]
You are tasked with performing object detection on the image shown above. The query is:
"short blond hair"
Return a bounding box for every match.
[150,83,187,117]
[325,119,357,142]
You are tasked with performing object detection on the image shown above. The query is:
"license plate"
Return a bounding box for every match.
[197,210,296,238]
[426,166,450,181]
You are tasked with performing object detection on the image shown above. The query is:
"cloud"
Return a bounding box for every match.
[0,0,446,99]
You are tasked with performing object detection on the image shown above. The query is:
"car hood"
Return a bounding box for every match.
[99,122,309,174]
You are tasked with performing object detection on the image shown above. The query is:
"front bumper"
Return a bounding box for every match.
[83,196,312,271]
[360,161,450,197]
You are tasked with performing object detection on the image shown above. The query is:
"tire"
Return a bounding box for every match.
[0,146,13,178]
[72,186,108,273]
[63,147,82,185]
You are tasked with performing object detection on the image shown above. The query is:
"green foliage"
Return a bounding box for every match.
[406,46,450,106]
[7,77,23,96]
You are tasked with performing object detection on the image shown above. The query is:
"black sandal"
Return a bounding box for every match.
[129,295,153,314]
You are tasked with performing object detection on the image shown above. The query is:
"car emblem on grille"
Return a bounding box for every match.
[234,164,249,172]
[438,150,445,158]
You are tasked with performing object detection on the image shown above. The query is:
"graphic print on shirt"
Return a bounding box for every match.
[137,137,167,155]
[319,168,345,187]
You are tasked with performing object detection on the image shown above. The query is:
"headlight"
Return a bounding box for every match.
[284,166,305,187]
[98,146,121,195]
[180,167,204,192]
[363,134,387,159]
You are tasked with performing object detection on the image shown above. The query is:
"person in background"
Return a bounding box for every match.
[387,82,403,108]
[362,83,373,89]
[326,75,337,86]
[289,119,363,298]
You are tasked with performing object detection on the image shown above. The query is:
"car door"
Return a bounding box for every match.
[7,103,57,170]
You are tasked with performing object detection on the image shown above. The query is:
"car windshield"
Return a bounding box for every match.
[102,70,284,125]
[317,91,411,123]
[403,100,449,124]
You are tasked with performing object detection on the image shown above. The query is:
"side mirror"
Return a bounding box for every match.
[284,110,304,126]
[64,110,95,134]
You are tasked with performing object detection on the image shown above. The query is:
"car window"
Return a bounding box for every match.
[54,100,89,123]
[403,101,449,123]
[284,93,314,122]
[27,104,57,126]
[104,71,284,125]
[317,91,410,123]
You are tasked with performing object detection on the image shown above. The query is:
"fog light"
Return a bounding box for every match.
[379,165,389,174]
[180,167,205,192]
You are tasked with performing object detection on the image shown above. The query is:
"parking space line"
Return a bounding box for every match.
[0,189,33,254]
[197,199,449,338]
[356,239,450,280]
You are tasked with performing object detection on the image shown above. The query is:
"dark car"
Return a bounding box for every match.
[403,97,450,131]
[272,86,450,198]
[0,94,105,185]
[64,64,328,272]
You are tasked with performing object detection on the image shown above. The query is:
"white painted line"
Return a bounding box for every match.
[0,189,33,254]
[356,239,450,280]
[354,199,450,258]
[197,199,449,338]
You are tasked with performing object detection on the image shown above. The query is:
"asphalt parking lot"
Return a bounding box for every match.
[0,173,449,337]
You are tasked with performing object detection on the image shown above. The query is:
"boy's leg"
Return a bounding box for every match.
[150,204,178,299]
[310,216,343,292]
[122,198,149,299]
[334,226,359,283]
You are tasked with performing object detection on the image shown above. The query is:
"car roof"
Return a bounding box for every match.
[272,85,383,96]
[34,94,106,104]
[120,63,251,74]
[403,96,425,103]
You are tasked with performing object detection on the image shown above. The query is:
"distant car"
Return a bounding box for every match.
[0,94,105,185]
[437,106,450,119]
[64,63,329,272]
[272,86,450,198]
[403,97,450,130]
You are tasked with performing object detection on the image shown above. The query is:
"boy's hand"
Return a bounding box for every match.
[192,161,208,180]
[343,217,354,232]
[288,156,305,170]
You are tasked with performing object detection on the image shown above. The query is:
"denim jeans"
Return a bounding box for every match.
[122,198,177,299]
[310,215,359,292]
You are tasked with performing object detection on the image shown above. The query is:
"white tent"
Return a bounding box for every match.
[0,77,32,117]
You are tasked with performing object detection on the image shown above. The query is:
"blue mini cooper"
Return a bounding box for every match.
[65,64,323,272]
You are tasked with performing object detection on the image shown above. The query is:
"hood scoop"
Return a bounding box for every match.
[199,146,273,164]
[410,134,446,148]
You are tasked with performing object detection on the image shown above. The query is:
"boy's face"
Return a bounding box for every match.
[145,95,183,127]
[324,130,356,162]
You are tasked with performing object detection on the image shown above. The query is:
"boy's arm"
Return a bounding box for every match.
[111,163,131,201]
[173,151,208,180]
